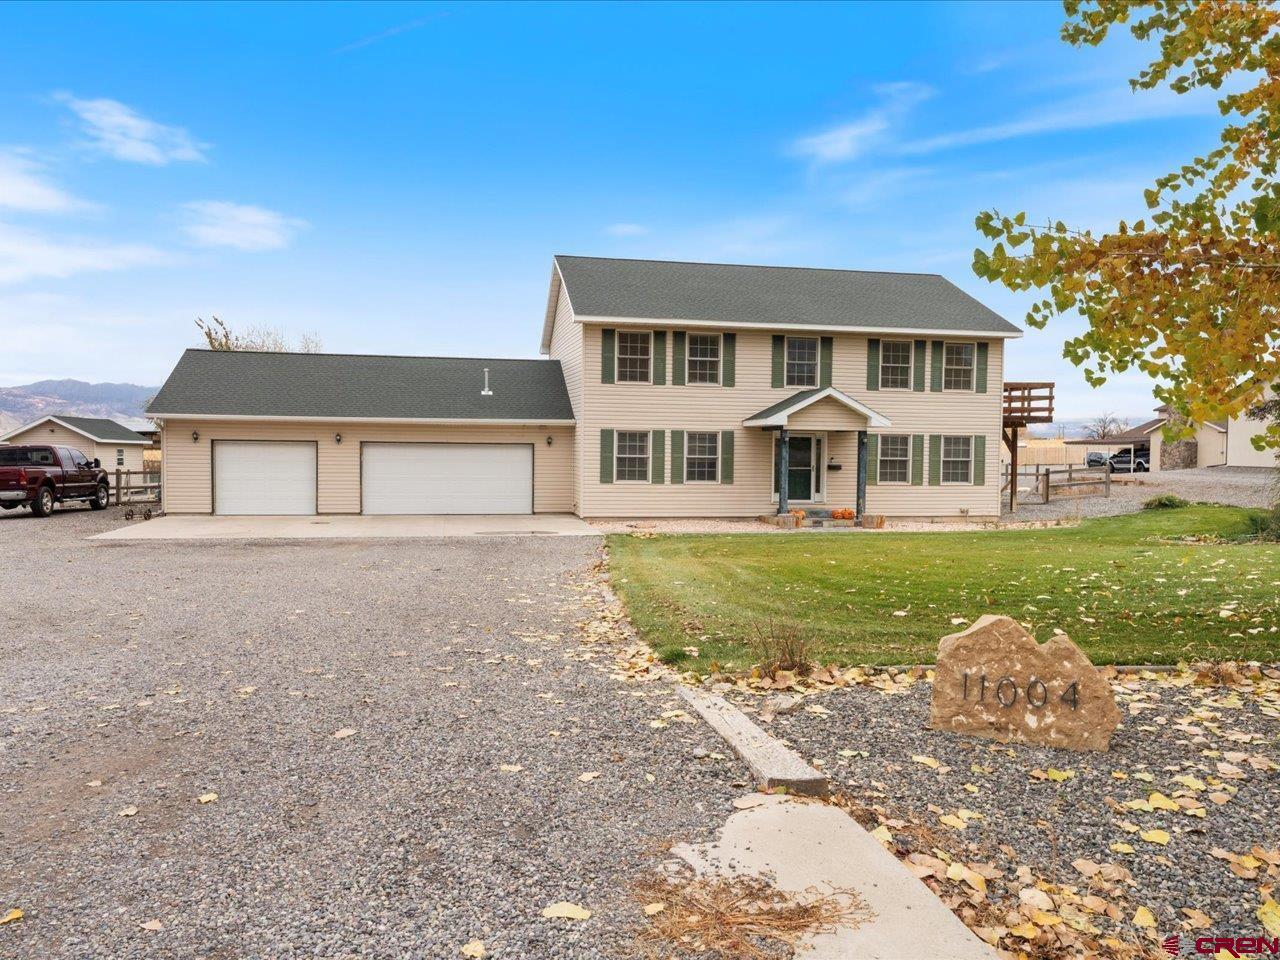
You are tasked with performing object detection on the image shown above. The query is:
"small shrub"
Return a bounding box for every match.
[750,619,815,676]
[1243,503,1280,541]
[1143,494,1189,510]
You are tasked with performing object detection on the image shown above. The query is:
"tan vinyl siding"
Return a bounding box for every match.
[3,422,98,457]
[547,283,584,511]
[786,397,868,432]
[95,443,145,473]
[161,420,574,514]
[576,325,1004,518]
[1197,426,1226,468]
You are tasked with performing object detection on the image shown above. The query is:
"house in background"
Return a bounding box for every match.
[0,415,150,472]
[147,255,1022,520]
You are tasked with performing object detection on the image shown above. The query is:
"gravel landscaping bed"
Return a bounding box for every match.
[725,673,1280,950]
[1,511,747,959]
[1007,466,1277,522]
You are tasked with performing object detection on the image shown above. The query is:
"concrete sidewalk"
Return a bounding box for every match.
[91,513,597,541]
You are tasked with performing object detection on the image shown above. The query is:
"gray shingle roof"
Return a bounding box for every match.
[554,255,1020,335]
[4,415,150,443]
[147,350,575,421]
[745,389,825,422]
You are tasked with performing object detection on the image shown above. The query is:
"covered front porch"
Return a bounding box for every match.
[742,387,892,525]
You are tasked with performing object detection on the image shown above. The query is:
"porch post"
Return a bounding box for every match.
[855,429,868,523]
[777,427,790,515]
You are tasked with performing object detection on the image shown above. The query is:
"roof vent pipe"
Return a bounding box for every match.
[481,367,493,396]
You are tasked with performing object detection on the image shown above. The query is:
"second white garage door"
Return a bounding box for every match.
[361,442,533,515]
[213,441,316,515]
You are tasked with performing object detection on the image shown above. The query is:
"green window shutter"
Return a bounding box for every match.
[913,340,926,391]
[599,429,614,483]
[671,331,685,386]
[722,333,736,387]
[653,331,667,386]
[771,335,785,388]
[911,434,924,485]
[820,337,833,388]
[972,434,986,485]
[601,329,616,384]
[670,429,684,484]
[865,434,878,485]
[866,338,880,391]
[975,342,988,393]
[720,430,734,484]
[651,430,665,484]
[930,340,944,392]
[928,434,942,485]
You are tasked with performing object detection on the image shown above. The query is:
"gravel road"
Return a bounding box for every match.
[731,676,1280,942]
[0,507,746,959]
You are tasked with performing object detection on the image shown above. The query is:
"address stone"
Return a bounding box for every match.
[929,614,1122,752]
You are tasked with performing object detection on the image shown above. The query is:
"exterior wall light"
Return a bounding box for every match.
[335,432,343,444]
[546,436,553,446]
[192,431,200,443]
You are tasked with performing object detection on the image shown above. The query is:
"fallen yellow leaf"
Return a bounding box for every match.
[333,728,356,740]
[578,772,601,783]
[643,902,666,916]
[1259,899,1280,937]
[1110,842,1135,855]
[118,806,138,818]
[939,814,967,830]
[460,940,486,959]
[140,919,163,931]
[499,764,523,773]
[541,901,591,920]
[1148,792,1179,812]
[1009,922,1039,939]
[1046,768,1075,782]
[197,793,218,804]
[0,909,22,926]
[1140,829,1171,846]
[911,755,940,769]
[1132,906,1156,928]
[870,824,893,844]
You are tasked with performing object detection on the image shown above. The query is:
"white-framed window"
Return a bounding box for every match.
[116,448,125,466]
[941,435,973,483]
[943,342,976,391]
[880,340,912,390]
[687,333,721,385]
[685,431,719,482]
[616,331,653,383]
[878,434,910,483]
[615,430,650,482]
[785,336,819,387]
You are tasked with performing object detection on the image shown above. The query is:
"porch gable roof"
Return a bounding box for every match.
[742,387,891,429]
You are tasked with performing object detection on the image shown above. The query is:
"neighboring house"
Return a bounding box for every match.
[1064,419,1161,468]
[1224,404,1278,468]
[1145,405,1226,471]
[147,255,1021,519]
[0,414,149,472]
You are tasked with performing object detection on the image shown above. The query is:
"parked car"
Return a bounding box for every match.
[1084,452,1108,468]
[1107,450,1149,473]
[0,444,110,516]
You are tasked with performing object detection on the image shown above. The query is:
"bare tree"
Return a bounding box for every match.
[195,316,323,353]
[1082,412,1130,441]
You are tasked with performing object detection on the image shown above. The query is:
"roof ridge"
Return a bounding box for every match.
[184,348,556,363]
[554,253,947,280]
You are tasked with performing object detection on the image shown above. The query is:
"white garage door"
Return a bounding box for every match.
[362,442,533,515]
[213,441,316,515]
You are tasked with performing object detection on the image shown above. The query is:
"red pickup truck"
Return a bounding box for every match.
[0,444,111,516]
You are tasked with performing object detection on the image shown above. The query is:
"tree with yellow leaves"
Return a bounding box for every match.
[973,0,1280,451]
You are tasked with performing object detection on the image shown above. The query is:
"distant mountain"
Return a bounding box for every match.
[0,379,158,433]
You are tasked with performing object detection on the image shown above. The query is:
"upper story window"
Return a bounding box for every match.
[878,434,910,483]
[943,342,976,391]
[941,435,973,483]
[687,334,721,385]
[785,337,819,387]
[616,331,653,383]
[615,430,650,481]
[880,340,912,390]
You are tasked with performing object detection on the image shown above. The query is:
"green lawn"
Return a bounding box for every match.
[607,507,1280,669]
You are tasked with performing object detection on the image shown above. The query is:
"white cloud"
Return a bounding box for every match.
[604,222,649,237]
[789,82,934,165]
[180,201,307,251]
[56,93,208,165]
[0,221,168,284]
[0,151,90,213]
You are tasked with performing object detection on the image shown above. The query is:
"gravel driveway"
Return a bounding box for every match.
[0,507,746,959]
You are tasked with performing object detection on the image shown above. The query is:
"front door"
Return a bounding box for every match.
[774,435,823,502]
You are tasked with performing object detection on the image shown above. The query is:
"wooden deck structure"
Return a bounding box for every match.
[1002,382,1055,512]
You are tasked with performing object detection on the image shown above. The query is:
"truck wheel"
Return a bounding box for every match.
[90,483,109,510]
[31,486,55,517]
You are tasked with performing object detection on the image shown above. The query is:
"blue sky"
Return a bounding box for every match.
[0,1,1229,418]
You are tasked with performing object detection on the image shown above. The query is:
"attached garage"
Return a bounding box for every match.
[213,441,317,515]
[361,442,533,515]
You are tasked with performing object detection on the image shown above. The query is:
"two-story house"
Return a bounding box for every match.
[148,255,1021,520]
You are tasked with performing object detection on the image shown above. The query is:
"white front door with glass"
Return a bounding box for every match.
[773,434,824,502]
